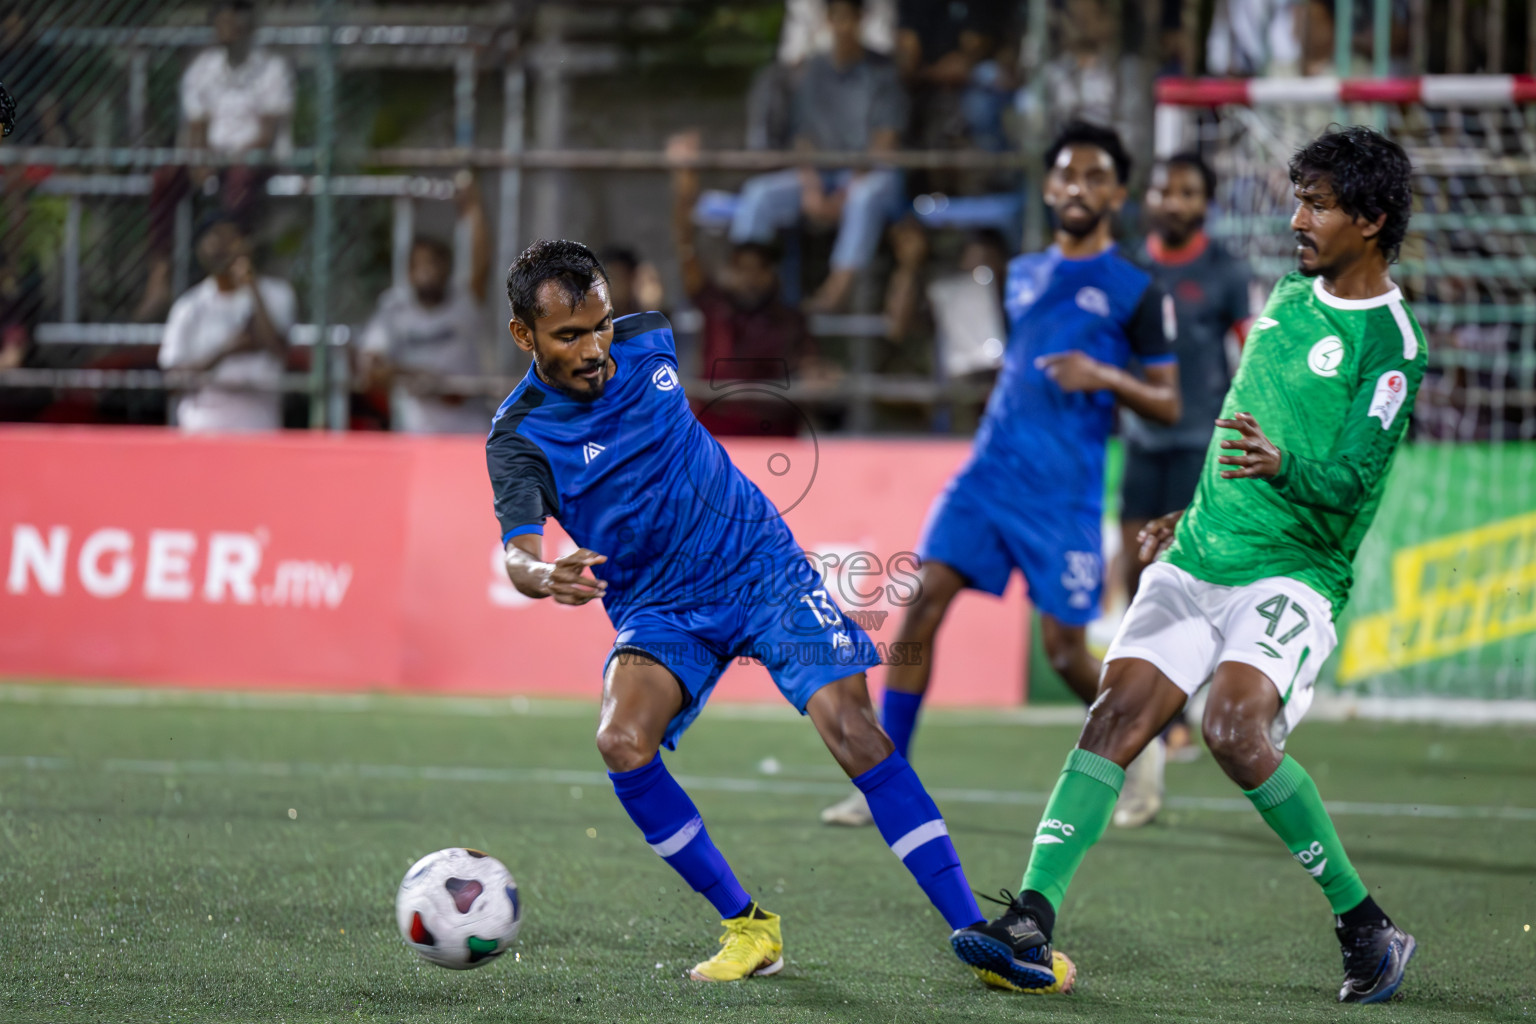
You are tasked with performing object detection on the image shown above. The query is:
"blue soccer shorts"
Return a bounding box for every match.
[604,576,881,751]
[917,476,1103,626]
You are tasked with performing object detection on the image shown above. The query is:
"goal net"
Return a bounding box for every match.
[1156,76,1536,703]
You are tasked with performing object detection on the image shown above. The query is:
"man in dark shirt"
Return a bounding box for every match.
[729,0,907,312]
[671,131,820,436]
[1112,152,1252,817]
[1122,152,1252,600]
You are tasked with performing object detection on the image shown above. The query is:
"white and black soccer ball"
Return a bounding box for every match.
[395,847,522,969]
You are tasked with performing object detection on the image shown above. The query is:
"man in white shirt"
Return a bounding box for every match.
[179,7,293,156]
[358,179,492,435]
[158,218,294,433]
[1206,0,1302,76]
[137,0,294,321]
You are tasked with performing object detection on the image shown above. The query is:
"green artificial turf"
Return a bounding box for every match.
[0,684,1532,1023]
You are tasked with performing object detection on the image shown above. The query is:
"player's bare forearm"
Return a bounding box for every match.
[503,534,608,605]
[1037,352,1181,423]
[1109,361,1181,425]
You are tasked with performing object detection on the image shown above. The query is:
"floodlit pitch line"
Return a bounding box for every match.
[0,683,1089,726]
[5,683,1536,725]
[2,755,1534,823]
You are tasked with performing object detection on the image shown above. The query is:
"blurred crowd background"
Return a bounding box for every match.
[0,0,1532,440]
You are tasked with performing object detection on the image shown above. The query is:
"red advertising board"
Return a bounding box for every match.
[0,426,1028,706]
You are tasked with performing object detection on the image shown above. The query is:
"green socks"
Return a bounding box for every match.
[1016,750,1368,923]
[1244,754,1370,914]
[1020,748,1124,909]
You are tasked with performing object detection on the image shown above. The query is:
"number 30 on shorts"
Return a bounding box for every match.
[1255,594,1309,645]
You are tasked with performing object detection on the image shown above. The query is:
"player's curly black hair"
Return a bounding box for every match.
[1289,125,1413,263]
[507,238,609,326]
[1044,120,1132,185]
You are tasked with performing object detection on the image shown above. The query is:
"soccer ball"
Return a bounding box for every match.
[395,848,522,969]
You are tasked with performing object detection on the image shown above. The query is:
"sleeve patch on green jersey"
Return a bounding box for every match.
[1368,369,1410,429]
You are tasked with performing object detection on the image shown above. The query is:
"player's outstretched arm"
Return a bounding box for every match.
[503,534,608,605]
[1035,352,1182,424]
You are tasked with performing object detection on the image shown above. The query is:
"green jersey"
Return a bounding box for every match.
[1165,272,1427,615]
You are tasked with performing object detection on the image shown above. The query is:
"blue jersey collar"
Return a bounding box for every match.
[1049,241,1118,264]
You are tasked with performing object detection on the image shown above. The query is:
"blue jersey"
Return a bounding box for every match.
[960,245,1175,513]
[486,312,805,625]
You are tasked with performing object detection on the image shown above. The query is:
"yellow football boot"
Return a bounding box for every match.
[966,949,1076,994]
[688,904,784,982]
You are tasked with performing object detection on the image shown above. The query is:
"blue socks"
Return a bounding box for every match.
[610,749,980,932]
[609,755,752,919]
[880,688,924,760]
[853,752,982,930]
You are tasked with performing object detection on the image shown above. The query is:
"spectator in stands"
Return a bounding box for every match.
[1299,0,1338,75]
[0,4,73,149]
[749,0,897,151]
[599,246,667,319]
[779,0,897,65]
[1119,152,1252,761]
[883,219,1009,376]
[895,0,1014,155]
[1153,0,1195,78]
[1206,0,1303,76]
[1207,0,1407,78]
[730,0,906,313]
[158,216,294,433]
[1121,152,1251,601]
[878,219,1008,430]
[1030,0,1149,180]
[135,0,294,322]
[672,131,822,437]
[358,177,492,435]
[0,4,74,373]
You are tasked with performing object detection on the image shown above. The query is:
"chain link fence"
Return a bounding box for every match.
[0,0,1036,434]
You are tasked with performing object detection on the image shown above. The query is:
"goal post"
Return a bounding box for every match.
[1153,76,1536,702]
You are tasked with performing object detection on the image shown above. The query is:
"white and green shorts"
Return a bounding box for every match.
[1105,561,1338,744]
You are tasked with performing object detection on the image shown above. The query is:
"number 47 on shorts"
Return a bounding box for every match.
[1255,594,1309,656]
